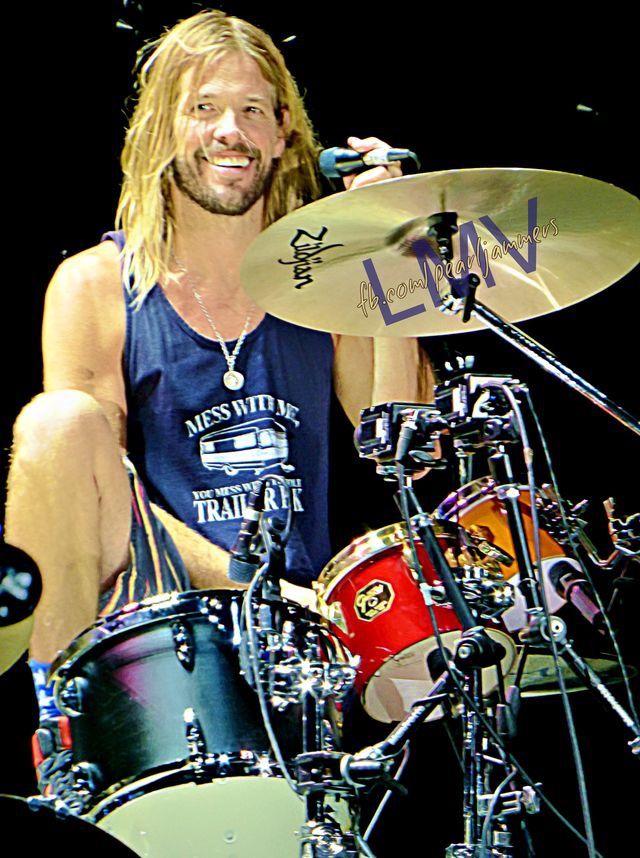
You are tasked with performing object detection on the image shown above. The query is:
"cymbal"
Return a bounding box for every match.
[241,169,640,337]
[506,649,637,697]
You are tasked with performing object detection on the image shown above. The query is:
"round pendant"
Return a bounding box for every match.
[223,369,245,391]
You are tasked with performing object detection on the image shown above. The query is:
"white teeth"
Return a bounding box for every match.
[209,155,251,167]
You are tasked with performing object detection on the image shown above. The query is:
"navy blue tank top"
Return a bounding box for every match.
[103,231,334,584]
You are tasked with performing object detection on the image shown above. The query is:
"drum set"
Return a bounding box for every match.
[16,168,640,856]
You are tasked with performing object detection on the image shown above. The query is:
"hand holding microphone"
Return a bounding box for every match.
[320,136,420,189]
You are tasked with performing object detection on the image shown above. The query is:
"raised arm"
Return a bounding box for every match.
[332,135,436,426]
[333,334,435,427]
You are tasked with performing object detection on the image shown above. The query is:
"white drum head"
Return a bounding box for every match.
[95,777,306,858]
[362,627,516,723]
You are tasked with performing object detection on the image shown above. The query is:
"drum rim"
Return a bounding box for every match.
[85,755,297,824]
[360,626,518,722]
[317,515,454,598]
[435,476,543,521]
[434,475,497,520]
[49,588,246,681]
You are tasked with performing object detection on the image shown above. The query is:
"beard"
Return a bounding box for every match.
[172,144,275,216]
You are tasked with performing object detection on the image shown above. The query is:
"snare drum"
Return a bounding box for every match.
[316,518,516,723]
[50,590,343,858]
[434,477,574,632]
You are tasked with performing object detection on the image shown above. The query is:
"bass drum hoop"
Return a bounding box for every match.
[49,589,246,684]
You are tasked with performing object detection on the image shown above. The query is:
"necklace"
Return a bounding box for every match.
[191,286,253,391]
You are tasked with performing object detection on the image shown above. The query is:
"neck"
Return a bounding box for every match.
[171,187,264,296]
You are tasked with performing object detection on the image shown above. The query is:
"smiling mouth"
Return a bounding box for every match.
[207,154,253,168]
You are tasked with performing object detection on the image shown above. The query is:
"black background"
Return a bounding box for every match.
[2,2,638,855]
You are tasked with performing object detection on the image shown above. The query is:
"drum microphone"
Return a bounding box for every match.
[228,480,268,584]
[548,560,604,632]
[318,146,420,178]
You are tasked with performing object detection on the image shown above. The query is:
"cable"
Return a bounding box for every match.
[242,523,303,800]
[488,381,596,858]
[479,766,517,857]
[363,742,411,841]
[525,389,639,727]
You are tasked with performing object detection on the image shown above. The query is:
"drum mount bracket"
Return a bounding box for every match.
[299,817,360,858]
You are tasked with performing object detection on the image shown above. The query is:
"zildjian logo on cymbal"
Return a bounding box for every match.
[277,226,344,289]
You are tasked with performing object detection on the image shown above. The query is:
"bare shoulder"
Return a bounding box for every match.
[43,239,128,430]
[48,240,123,304]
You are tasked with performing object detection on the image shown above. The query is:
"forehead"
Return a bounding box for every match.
[180,51,277,104]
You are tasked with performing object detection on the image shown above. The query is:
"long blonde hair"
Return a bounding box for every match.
[116,9,322,303]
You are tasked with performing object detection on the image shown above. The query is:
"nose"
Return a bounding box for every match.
[211,106,242,145]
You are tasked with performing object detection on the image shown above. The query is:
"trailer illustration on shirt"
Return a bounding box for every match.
[199,418,295,476]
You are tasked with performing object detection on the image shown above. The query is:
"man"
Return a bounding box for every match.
[5,10,432,682]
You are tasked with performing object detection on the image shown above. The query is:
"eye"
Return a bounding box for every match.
[245,104,265,116]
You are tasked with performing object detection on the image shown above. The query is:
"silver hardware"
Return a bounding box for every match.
[183,707,207,775]
[58,676,89,716]
[172,620,195,671]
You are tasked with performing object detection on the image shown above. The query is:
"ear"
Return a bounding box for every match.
[274,106,290,159]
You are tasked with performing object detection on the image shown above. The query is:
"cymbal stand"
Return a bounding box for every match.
[242,513,363,856]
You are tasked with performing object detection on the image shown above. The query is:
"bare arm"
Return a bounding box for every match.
[42,243,237,588]
[333,334,435,428]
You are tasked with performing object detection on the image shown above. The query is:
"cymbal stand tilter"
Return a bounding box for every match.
[416,210,640,438]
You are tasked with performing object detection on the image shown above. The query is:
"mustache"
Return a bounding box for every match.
[198,143,260,161]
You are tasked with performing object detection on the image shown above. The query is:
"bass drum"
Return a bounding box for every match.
[434,476,573,633]
[316,517,516,723]
[50,590,345,858]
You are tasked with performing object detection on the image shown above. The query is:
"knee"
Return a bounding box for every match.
[12,390,108,459]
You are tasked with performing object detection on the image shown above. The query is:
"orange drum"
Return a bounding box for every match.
[434,477,573,633]
[316,516,516,723]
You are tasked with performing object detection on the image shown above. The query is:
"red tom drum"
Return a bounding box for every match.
[316,517,516,723]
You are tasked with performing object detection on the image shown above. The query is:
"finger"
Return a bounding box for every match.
[346,164,402,190]
[347,135,390,152]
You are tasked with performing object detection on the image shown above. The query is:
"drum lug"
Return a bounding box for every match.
[69,761,103,808]
[58,676,89,716]
[46,760,103,815]
[183,707,208,775]
[172,620,195,671]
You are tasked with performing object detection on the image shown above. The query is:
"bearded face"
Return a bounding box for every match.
[172,53,286,217]
[172,140,277,216]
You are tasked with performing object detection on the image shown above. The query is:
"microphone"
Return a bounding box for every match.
[548,560,604,631]
[395,409,420,463]
[228,480,267,584]
[319,146,419,178]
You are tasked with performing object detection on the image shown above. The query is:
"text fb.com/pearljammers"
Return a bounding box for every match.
[358,198,558,326]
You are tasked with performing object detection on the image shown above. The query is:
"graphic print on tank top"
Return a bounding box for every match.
[185,392,304,526]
